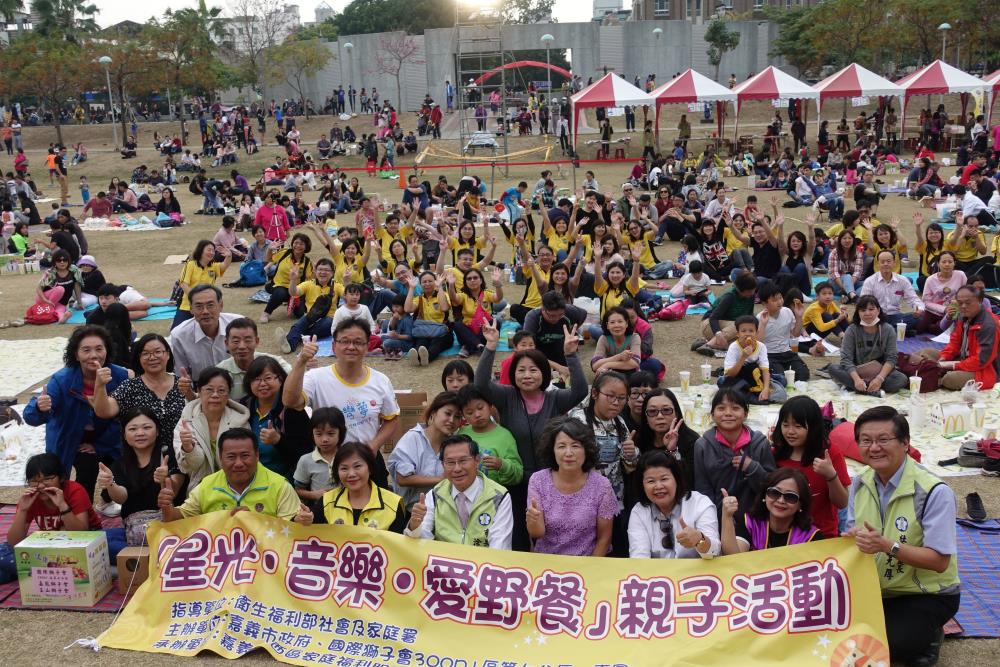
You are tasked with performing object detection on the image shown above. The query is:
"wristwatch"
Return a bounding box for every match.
[889,541,901,558]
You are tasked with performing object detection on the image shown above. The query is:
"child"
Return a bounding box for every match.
[719,315,786,404]
[756,280,809,382]
[456,385,523,487]
[621,297,666,381]
[381,294,415,360]
[79,176,90,205]
[441,359,475,392]
[330,282,377,335]
[670,234,704,278]
[293,407,345,502]
[670,259,711,303]
[802,282,848,347]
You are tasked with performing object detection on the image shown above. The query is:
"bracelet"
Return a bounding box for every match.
[59,507,73,515]
[826,474,838,482]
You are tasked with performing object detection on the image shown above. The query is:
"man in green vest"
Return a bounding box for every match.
[404,435,513,549]
[845,406,960,667]
[159,428,312,524]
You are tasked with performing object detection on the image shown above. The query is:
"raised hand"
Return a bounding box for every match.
[36,386,51,412]
[481,318,500,346]
[630,243,642,261]
[721,488,738,518]
[491,266,502,284]
[179,420,195,453]
[294,502,314,526]
[563,324,580,356]
[675,517,703,549]
[913,212,925,226]
[177,367,192,396]
[260,419,280,445]
[813,450,837,481]
[622,430,637,461]
[153,455,169,485]
[526,498,545,528]
[95,366,112,389]
[407,275,419,289]
[18,486,39,510]
[41,485,65,509]
[408,493,427,530]
[662,418,683,453]
[96,462,114,490]
[854,521,889,555]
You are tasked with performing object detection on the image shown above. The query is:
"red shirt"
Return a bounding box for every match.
[24,480,102,532]
[776,451,850,539]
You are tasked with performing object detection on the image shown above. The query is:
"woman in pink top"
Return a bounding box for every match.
[915,250,965,335]
[526,416,618,557]
[254,191,290,242]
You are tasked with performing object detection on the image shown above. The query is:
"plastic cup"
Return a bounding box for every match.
[896,322,906,341]
[700,363,712,383]
[784,370,795,390]
[973,403,987,429]
[680,400,695,424]
[909,376,922,394]
[679,371,690,393]
[506,331,514,348]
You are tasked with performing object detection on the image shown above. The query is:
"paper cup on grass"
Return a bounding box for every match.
[896,322,906,341]
[679,371,690,393]
[700,363,712,383]
[909,376,922,394]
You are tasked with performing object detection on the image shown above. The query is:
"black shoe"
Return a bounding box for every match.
[983,458,1000,477]
[966,492,987,522]
[694,345,716,357]
[909,627,944,667]
[690,338,707,351]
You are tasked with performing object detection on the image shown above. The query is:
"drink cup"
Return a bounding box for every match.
[679,371,690,393]
[700,363,712,383]
[973,403,987,429]
[896,322,906,341]
[909,376,922,394]
[506,331,514,348]
[784,370,795,390]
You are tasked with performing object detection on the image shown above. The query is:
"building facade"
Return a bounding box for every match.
[631,0,819,21]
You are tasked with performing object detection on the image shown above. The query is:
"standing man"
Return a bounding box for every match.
[170,285,241,379]
[55,145,69,205]
[845,407,960,667]
[430,103,443,140]
[445,80,454,113]
[348,85,356,114]
[283,319,400,487]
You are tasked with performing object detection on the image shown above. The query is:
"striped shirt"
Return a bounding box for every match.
[860,272,924,315]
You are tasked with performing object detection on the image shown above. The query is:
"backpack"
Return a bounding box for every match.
[237,260,266,287]
[25,302,59,325]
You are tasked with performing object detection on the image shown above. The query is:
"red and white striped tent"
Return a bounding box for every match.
[894,60,987,132]
[984,70,1000,125]
[570,73,654,148]
[813,63,904,110]
[651,69,737,141]
[731,66,819,143]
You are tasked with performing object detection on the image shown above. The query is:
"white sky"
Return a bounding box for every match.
[89,0,595,28]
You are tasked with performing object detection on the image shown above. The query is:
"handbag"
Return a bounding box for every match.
[412,319,449,339]
[468,292,490,335]
[124,509,161,547]
[305,283,335,326]
[895,352,946,393]
[24,301,58,325]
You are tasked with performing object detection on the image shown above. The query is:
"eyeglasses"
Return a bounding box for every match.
[140,349,167,360]
[442,457,475,469]
[27,474,59,486]
[252,374,280,385]
[629,390,650,400]
[55,258,69,263]
[765,487,801,504]
[645,407,675,418]
[335,339,367,349]
[658,518,675,550]
[598,391,627,404]
[858,436,897,449]
[200,387,229,397]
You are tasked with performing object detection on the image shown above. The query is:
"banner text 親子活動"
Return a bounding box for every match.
[98,511,889,666]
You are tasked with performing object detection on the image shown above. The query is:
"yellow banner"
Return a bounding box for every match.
[99,512,889,666]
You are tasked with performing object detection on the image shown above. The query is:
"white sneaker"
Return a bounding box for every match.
[96,500,122,518]
[407,348,419,366]
[418,346,429,367]
[276,327,291,354]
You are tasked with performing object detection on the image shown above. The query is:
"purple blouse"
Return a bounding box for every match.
[527,469,619,557]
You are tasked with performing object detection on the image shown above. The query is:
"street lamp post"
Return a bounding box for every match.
[541,34,554,109]
[652,27,663,85]
[98,56,119,149]
[937,23,951,107]
[343,42,354,111]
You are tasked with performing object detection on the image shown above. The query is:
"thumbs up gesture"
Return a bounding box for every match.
[298,335,318,365]
[177,367,192,396]
[854,520,891,556]
[622,430,637,461]
[179,420,195,453]
[526,497,545,529]
[812,449,837,482]
[407,493,428,531]
[158,475,175,511]
[96,462,114,490]
[95,366,112,389]
[675,516,703,549]
[260,419,280,445]
[36,386,51,412]
[153,455,169,485]
[721,488,738,518]
[294,502,314,526]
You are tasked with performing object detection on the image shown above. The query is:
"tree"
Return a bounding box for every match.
[8,37,95,144]
[765,6,825,78]
[0,0,24,23]
[266,37,332,118]
[99,35,163,145]
[296,17,339,42]
[31,0,99,41]
[225,0,297,94]
[333,0,452,36]
[369,33,425,110]
[704,18,740,83]
[499,0,554,24]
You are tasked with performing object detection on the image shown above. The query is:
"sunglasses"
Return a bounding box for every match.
[658,518,674,550]
[765,487,801,504]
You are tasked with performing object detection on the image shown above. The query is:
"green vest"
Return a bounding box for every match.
[432,474,508,547]
[853,458,960,597]
[194,463,288,516]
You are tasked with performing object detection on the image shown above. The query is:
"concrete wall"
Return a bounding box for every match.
[259,20,788,111]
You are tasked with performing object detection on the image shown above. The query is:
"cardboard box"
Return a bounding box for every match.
[384,391,428,453]
[116,546,150,595]
[14,531,112,607]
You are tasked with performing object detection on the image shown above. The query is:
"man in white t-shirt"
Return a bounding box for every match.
[283,318,400,486]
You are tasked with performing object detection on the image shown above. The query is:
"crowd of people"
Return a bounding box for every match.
[3,91,1000,667]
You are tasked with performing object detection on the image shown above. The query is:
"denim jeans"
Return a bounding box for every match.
[833,274,856,296]
[778,262,811,295]
[287,315,333,351]
[642,261,674,280]
[0,542,14,584]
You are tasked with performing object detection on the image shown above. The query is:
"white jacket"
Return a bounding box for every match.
[173,398,250,489]
[627,490,721,559]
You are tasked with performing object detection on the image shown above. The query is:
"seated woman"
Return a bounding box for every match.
[720,468,822,554]
[915,251,965,335]
[312,441,407,532]
[6,221,35,257]
[911,284,1000,391]
[446,266,504,359]
[636,388,698,488]
[174,367,250,490]
[172,240,232,330]
[828,295,908,395]
[212,215,248,261]
[242,356,312,480]
[34,249,83,323]
[591,306,640,374]
[76,254,105,309]
[155,187,184,223]
[387,392,461,512]
[281,257,343,353]
[403,272,455,367]
[526,416,619,557]
[0,453,104,583]
[260,232,313,323]
[628,450,720,559]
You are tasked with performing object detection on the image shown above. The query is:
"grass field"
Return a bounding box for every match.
[0,109,996,666]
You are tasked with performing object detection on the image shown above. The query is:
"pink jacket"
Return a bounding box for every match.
[254,204,290,241]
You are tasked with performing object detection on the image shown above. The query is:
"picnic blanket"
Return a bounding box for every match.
[63,300,176,325]
[0,406,47,486]
[314,319,522,358]
[952,518,1000,637]
[0,337,67,396]
[80,216,162,232]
